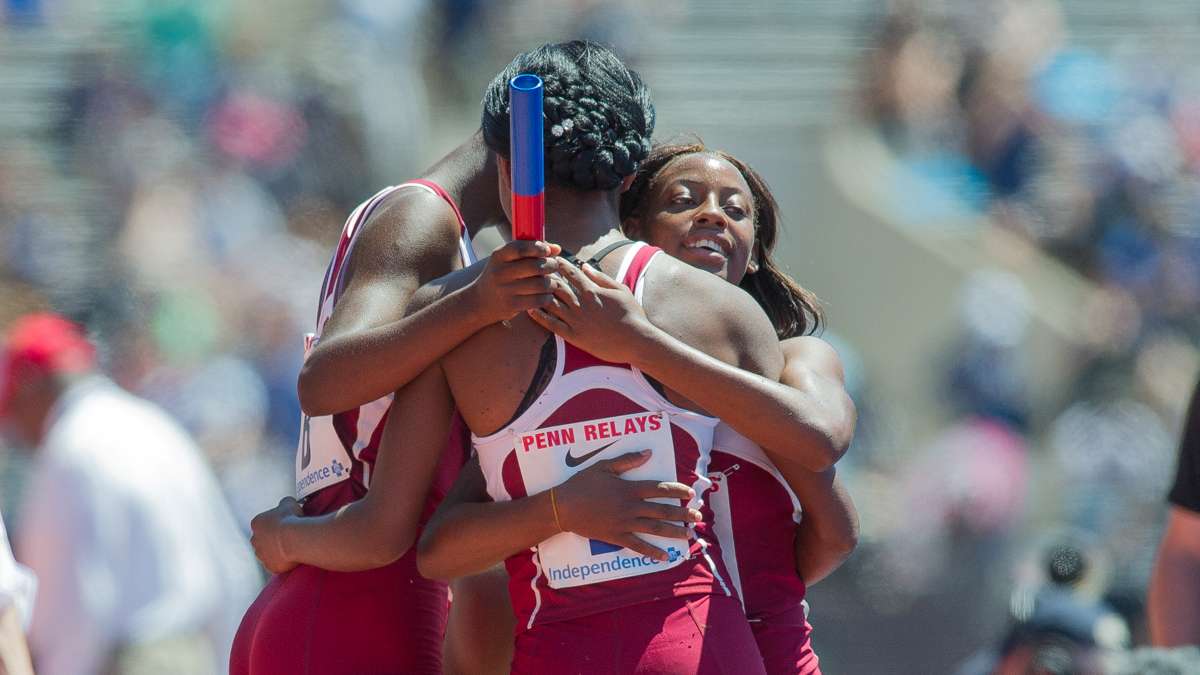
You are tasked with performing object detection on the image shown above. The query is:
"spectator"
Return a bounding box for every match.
[0,313,259,675]
[957,539,1127,675]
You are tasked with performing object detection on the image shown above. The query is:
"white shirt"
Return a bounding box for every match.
[15,377,259,675]
[0,516,35,629]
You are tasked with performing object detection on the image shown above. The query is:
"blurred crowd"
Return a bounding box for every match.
[0,0,647,529]
[2,0,1200,672]
[826,0,1200,669]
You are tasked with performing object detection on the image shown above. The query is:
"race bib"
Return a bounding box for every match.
[294,333,355,499]
[514,411,690,589]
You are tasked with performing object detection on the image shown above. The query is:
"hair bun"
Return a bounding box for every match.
[543,78,630,190]
[482,41,655,191]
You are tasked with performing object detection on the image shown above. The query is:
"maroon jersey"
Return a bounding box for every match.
[710,423,820,674]
[296,179,476,518]
[473,243,737,633]
[231,180,474,675]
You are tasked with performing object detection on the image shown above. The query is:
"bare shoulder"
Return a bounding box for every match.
[781,336,846,382]
[341,185,464,286]
[407,258,487,315]
[641,253,783,378]
[316,185,468,342]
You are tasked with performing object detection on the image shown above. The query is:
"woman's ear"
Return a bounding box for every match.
[620,173,636,193]
[620,216,642,239]
[747,258,760,274]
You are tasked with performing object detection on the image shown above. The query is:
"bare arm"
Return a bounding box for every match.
[629,323,853,471]
[531,266,859,579]
[417,452,700,581]
[416,457,558,581]
[531,262,850,470]
[1148,506,1200,645]
[0,605,32,675]
[297,187,560,416]
[771,337,859,585]
[787,467,858,585]
[252,366,456,572]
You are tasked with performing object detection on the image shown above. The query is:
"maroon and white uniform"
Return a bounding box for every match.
[709,424,821,675]
[296,179,475,515]
[474,242,766,674]
[231,180,475,675]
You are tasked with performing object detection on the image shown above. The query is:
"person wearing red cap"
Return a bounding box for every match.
[0,313,98,439]
[0,313,259,675]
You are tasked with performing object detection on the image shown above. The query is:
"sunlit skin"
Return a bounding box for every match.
[624,154,757,282]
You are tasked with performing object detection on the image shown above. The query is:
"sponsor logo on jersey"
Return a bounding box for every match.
[589,539,622,555]
[588,539,684,562]
[544,540,686,583]
[544,545,687,585]
[296,457,349,494]
[564,440,618,468]
[521,413,663,453]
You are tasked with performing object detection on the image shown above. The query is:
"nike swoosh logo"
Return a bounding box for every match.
[564,440,619,468]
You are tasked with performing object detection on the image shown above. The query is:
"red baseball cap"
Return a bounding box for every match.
[0,313,96,418]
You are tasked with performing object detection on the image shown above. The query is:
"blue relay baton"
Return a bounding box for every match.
[509,73,544,240]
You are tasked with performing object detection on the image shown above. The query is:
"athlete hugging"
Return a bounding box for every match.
[231,40,858,675]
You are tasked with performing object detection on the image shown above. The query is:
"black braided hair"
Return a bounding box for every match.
[482,40,655,191]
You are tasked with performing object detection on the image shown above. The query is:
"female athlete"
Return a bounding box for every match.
[529,141,860,673]
[230,133,565,674]
[250,45,856,675]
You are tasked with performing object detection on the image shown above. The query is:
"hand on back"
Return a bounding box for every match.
[553,450,701,561]
[468,240,566,323]
[250,497,304,575]
[526,260,657,364]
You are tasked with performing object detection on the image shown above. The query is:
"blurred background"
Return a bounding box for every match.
[2,0,1199,671]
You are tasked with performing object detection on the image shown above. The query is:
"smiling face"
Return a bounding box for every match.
[625,153,756,284]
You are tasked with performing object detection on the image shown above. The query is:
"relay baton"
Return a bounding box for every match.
[509,73,545,241]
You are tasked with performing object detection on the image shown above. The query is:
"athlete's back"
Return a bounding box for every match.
[413,234,783,675]
[439,242,781,436]
[416,40,785,674]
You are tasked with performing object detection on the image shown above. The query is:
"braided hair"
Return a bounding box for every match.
[481,40,655,191]
[621,142,824,339]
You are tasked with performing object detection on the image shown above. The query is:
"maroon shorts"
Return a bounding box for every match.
[230,551,448,675]
[511,593,766,675]
[749,604,821,675]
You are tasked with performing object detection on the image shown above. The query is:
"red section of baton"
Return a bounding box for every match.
[512,192,545,241]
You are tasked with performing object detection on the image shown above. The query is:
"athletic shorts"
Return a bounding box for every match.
[749,604,821,675]
[230,551,448,675]
[510,593,766,675]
